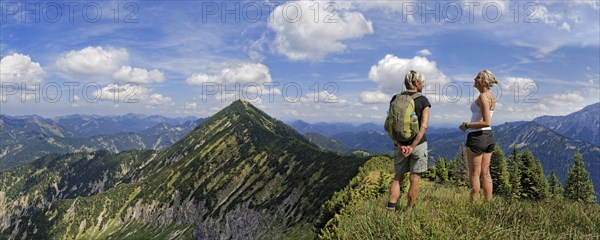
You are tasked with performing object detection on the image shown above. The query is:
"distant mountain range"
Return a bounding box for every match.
[53,113,197,137]
[330,131,393,154]
[0,100,365,239]
[289,120,384,136]
[0,115,204,170]
[0,113,466,170]
[303,132,351,153]
[534,102,599,146]
[290,120,461,137]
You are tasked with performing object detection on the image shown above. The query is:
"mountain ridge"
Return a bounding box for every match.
[534,102,599,146]
[1,99,366,239]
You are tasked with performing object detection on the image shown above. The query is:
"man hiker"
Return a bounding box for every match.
[385,70,431,210]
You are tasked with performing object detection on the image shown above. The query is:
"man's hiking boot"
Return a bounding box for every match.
[386,202,396,211]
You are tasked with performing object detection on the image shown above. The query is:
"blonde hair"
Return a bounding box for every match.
[481,70,499,88]
[404,70,425,90]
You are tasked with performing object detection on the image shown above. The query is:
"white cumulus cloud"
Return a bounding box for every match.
[145,93,174,106]
[186,62,272,85]
[113,66,165,84]
[268,1,374,61]
[92,84,173,106]
[93,83,148,102]
[0,53,45,84]
[368,54,449,94]
[56,46,128,76]
[301,90,348,105]
[359,90,389,104]
[417,49,432,56]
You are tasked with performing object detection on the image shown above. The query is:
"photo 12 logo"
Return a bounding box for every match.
[200,1,341,23]
[197,1,542,24]
[1,82,140,103]
[200,81,340,103]
[0,1,542,24]
[396,1,541,23]
[0,1,139,23]
[422,82,539,104]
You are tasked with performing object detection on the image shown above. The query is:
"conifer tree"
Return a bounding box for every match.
[447,158,457,182]
[519,149,548,200]
[422,166,437,181]
[436,157,449,183]
[451,146,469,187]
[508,145,519,169]
[548,170,562,197]
[564,153,597,203]
[490,145,511,196]
[509,158,522,199]
[534,159,549,199]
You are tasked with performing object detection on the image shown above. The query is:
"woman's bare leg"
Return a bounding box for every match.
[481,152,493,201]
[467,148,483,201]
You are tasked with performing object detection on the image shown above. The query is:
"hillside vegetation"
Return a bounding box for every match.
[319,156,600,239]
[0,100,366,239]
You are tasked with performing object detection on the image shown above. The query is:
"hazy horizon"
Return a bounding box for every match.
[2,100,597,128]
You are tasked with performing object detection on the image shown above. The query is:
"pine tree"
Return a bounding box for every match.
[447,158,457,182]
[548,170,562,198]
[509,158,522,199]
[534,159,549,199]
[508,145,519,170]
[519,149,535,199]
[490,145,511,196]
[449,146,469,187]
[564,153,597,203]
[422,166,437,181]
[519,149,548,200]
[436,157,449,183]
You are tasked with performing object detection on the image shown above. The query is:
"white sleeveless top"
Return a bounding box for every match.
[469,97,494,132]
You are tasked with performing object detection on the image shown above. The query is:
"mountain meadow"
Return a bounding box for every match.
[1,100,598,239]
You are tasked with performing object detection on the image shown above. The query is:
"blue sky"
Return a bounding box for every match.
[1,0,599,126]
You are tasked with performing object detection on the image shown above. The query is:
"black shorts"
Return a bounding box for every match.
[466,130,496,154]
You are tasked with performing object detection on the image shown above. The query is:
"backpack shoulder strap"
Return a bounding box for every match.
[410,92,422,99]
[391,93,404,101]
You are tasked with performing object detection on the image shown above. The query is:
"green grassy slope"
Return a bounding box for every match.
[320,156,600,239]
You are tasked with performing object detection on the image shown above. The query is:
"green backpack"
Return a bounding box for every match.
[384,92,421,143]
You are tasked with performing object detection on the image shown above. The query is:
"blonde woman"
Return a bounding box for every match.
[459,70,499,202]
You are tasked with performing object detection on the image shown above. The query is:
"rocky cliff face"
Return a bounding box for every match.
[1,100,365,239]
